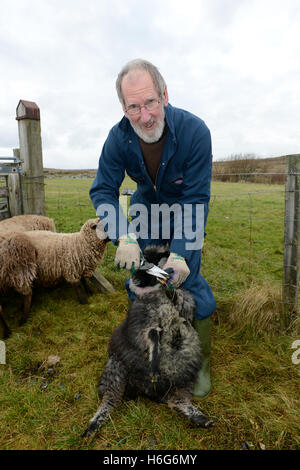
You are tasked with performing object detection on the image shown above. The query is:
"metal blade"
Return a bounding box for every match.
[146,265,170,280]
[140,251,170,280]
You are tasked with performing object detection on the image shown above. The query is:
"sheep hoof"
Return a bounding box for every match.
[0,308,12,338]
[81,421,99,438]
[190,413,214,428]
[81,427,91,438]
[204,418,214,428]
[2,327,11,339]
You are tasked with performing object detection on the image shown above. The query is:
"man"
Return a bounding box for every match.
[90,59,216,397]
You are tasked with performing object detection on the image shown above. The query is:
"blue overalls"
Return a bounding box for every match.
[90,103,216,319]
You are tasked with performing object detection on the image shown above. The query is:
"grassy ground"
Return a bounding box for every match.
[0,178,299,450]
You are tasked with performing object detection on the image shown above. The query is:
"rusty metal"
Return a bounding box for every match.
[16,100,40,121]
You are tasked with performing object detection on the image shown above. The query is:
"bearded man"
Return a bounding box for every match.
[90,59,216,398]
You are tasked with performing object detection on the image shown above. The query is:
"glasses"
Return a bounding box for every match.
[125,98,161,116]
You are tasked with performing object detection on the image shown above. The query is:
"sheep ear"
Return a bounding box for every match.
[91,223,98,230]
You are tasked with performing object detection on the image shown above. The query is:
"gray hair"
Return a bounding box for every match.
[116,59,167,106]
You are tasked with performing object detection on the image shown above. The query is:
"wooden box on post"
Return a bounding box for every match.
[16,100,46,215]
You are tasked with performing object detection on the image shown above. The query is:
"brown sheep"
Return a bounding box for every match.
[0,218,108,337]
[0,214,56,233]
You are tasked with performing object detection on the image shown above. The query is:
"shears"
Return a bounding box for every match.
[138,252,171,285]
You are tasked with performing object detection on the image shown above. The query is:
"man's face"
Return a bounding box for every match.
[121,69,168,143]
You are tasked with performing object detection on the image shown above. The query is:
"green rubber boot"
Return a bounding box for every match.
[193,317,211,398]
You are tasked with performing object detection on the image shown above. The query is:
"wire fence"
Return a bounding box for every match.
[2,166,299,323]
[202,179,285,298]
[212,172,286,185]
[42,172,295,310]
[208,167,299,329]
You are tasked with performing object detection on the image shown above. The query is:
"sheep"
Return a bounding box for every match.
[0,215,56,337]
[24,217,108,290]
[0,231,38,337]
[81,244,213,438]
[0,214,56,233]
[0,218,108,337]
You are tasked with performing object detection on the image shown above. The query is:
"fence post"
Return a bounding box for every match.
[16,100,46,215]
[7,148,23,216]
[282,154,300,329]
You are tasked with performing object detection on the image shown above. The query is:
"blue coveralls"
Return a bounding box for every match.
[90,103,216,319]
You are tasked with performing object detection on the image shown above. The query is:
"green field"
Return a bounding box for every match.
[0,178,299,450]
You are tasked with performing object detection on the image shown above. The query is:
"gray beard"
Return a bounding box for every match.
[129,107,165,144]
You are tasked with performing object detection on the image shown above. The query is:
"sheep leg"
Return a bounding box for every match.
[80,277,94,295]
[167,387,213,428]
[81,389,123,438]
[19,291,33,326]
[0,306,11,339]
[147,328,161,382]
[81,358,126,438]
[72,282,88,304]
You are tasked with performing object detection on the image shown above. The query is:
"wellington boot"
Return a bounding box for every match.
[193,317,211,398]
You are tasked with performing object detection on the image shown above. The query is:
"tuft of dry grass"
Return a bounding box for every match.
[226,283,297,336]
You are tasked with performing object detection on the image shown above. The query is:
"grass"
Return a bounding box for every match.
[0,177,299,450]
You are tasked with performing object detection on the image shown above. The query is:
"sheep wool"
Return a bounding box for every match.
[0,232,37,296]
[23,218,107,286]
[82,245,213,438]
[0,231,37,336]
[0,214,56,233]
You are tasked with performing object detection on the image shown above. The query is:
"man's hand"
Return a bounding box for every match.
[114,233,140,272]
[163,253,190,288]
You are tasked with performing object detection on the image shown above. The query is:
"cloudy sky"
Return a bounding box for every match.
[0,0,299,169]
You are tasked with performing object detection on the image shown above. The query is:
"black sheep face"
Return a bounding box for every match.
[130,245,170,293]
[142,244,170,266]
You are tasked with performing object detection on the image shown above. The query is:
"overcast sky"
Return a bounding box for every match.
[0,0,299,169]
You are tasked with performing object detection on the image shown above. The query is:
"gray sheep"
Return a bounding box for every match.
[82,245,213,438]
[0,218,108,337]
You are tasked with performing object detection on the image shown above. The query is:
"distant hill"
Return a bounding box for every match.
[43,168,96,178]
[44,156,287,178]
[213,155,285,173]
[43,156,289,183]
[212,155,287,183]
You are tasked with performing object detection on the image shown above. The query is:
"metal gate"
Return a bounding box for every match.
[0,156,22,221]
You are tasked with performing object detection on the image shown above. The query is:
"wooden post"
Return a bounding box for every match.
[7,148,23,216]
[0,182,10,221]
[90,267,115,293]
[282,154,300,329]
[16,100,46,215]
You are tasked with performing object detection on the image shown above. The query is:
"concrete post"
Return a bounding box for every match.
[16,100,46,215]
